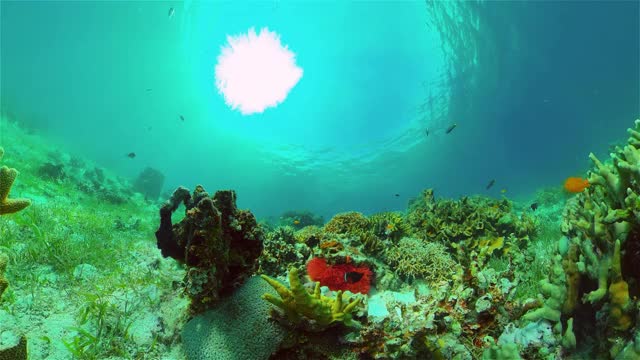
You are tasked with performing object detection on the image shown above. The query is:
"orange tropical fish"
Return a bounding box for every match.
[564,177,590,193]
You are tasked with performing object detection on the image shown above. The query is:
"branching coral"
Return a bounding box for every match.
[385,237,456,283]
[261,268,361,331]
[541,118,640,356]
[0,147,31,215]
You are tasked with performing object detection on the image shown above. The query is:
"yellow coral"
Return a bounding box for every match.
[260,268,361,330]
[324,211,369,235]
[0,147,31,215]
[609,239,632,331]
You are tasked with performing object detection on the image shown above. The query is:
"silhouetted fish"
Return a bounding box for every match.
[530,202,538,211]
[168,7,175,18]
[394,193,400,197]
[344,271,364,283]
[127,152,136,159]
[179,115,185,122]
[425,128,429,136]
[445,123,457,134]
[486,179,495,190]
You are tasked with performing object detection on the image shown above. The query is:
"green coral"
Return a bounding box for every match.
[324,211,370,235]
[0,147,31,215]
[369,211,407,242]
[481,343,522,360]
[406,189,535,244]
[260,268,361,331]
[522,256,566,323]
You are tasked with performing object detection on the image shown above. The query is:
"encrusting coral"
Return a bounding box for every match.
[0,147,31,215]
[260,267,362,331]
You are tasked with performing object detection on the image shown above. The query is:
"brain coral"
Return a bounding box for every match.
[181,276,288,360]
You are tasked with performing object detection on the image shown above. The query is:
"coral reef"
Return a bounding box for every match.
[324,211,370,235]
[529,118,640,358]
[258,226,310,277]
[406,188,535,244]
[385,237,456,284]
[261,267,362,331]
[369,211,408,243]
[0,147,31,215]
[279,210,324,229]
[155,185,263,314]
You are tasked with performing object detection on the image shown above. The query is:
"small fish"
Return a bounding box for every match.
[127,152,136,159]
[425,128,429,136]
[530,202,538,211]
[145,88,152,92]
[500,189,507,194]
[394,193,400,197]
[486,179,495,190]
[445,123,457,134]
[344,271,364,284]
[179,115,185,122]
[168,7,175,18]
[147,126,153,131]
[293,220,300,225]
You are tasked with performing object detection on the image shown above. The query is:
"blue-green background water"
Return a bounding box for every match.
[1,0,638,219]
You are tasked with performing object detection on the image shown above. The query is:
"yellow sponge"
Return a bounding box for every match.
[261,268,361,330]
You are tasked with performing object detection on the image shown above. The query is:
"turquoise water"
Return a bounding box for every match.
[0,2,639,358]
[1,1,637,218]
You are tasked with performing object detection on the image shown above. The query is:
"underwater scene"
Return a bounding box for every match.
[0,0,639,359]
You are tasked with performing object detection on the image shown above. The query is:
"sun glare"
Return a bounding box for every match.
[214,27,303,115]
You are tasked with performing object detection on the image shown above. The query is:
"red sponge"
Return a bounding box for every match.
[306,257,372,294]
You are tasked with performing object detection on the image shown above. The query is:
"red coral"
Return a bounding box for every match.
[306,257,372,294]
